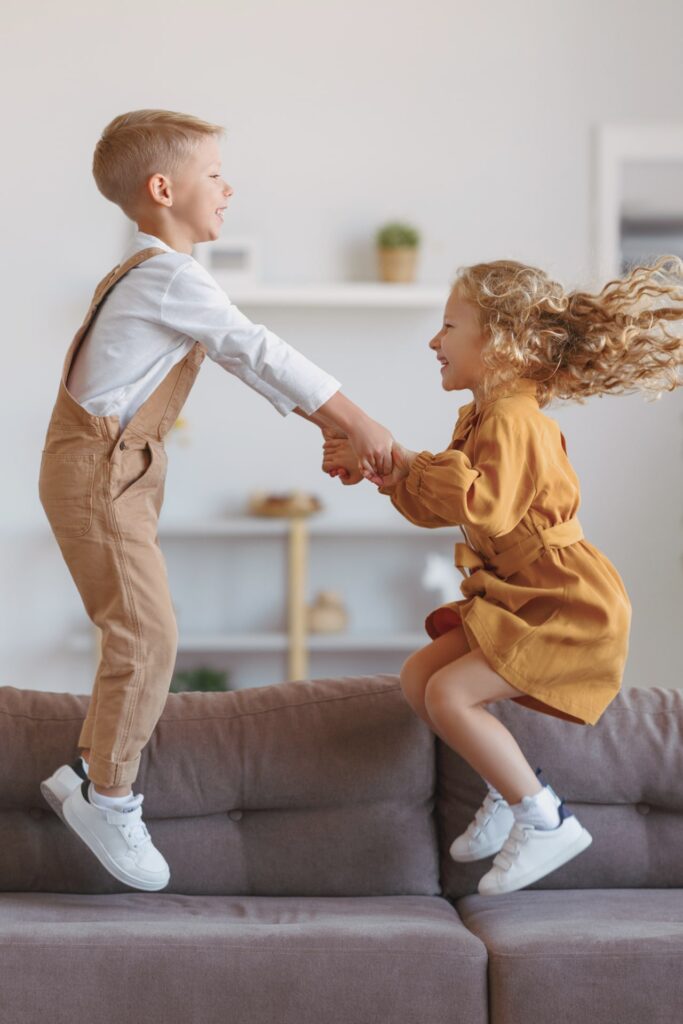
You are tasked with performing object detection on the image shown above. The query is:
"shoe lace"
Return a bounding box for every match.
[491,821,533,871]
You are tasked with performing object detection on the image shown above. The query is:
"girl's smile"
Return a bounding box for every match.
[429,285,488,403]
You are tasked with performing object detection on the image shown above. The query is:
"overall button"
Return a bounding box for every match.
[228,809,243,821]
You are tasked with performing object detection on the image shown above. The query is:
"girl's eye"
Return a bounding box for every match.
[210,174,221,179]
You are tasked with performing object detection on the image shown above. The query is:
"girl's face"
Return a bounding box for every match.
[428,286,488,396]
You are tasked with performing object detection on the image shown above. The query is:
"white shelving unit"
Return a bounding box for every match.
[158,516,461,674]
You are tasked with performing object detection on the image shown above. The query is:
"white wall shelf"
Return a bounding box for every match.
[216,281,448,309]
[157,516,450,538]
[69,631,430,654]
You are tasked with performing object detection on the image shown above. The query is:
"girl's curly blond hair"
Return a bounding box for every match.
[453,256,683,409]
[92,109,225,219]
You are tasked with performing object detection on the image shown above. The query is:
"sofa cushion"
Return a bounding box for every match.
[457,888,683,1024]
[0,675,440,897]
[0,892,487,1024]
[437,686,683,898]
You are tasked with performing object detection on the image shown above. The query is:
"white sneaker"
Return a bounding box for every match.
[449,769,562,863]
[40,758,89,825]
[477,800,593,895]
[449,789,515,862]
[62,779,170,892]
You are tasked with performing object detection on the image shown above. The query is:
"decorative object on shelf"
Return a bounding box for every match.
[247,490,323,518]
[421,552,461,605]
[307,590,349,634]
[376,221,421,283]
[192,235,261,288]
[167,415,191,447]
[170,666,231,692]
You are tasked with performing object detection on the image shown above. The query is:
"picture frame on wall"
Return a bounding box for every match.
[192,235,261,289]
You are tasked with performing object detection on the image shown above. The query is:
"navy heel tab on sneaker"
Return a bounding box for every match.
[557,799,574,822]
[70,758,88,782]
[81,778,91,803]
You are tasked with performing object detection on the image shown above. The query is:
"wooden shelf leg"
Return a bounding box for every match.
[287,516,308,680]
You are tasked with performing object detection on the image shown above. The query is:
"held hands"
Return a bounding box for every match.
[322,426,415,489]
[322,427,364,485]
[347,415,394,479]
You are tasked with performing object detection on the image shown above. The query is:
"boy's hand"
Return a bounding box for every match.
[346,416,394,479]
[322,434,364,486]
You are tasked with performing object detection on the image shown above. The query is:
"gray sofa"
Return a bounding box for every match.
[1,675,682,1024]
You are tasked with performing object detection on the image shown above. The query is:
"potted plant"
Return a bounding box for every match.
[376,221,421,283]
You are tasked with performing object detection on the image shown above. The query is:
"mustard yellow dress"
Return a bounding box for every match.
[379,378,632,726]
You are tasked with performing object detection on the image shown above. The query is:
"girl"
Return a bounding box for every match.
[322,256,683,896]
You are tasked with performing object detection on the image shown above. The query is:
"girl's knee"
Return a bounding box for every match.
[424,667,470,717]
[399,651,430,709]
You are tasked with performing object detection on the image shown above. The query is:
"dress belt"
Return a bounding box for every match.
[454,516,584,580]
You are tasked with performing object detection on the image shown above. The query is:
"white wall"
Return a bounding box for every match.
[1,0,681,695]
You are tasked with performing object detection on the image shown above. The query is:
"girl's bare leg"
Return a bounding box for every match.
[424,648,542,804]
[399,629,542,805]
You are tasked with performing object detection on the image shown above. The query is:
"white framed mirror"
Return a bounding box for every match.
[594,123,683,282]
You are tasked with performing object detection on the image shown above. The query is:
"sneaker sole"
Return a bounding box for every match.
[62,790,170,893]
[40,780,70,825]
[40,768,83,826]
[479,823,593,895]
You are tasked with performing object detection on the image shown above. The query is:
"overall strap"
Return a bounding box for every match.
[61,247,170,391]
[86,246,169,320]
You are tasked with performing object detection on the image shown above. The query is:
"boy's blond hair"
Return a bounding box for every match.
[92,109,226,219]
[453,256,683,409]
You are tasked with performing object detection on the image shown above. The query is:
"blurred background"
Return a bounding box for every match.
[1,0,681,696]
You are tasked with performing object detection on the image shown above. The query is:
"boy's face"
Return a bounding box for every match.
[428,286,488,394]
[149,134,234,245]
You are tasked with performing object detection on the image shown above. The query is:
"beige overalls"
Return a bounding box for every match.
[39,247,206,788]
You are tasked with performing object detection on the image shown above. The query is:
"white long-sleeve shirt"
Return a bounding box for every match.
[66,230,342,429]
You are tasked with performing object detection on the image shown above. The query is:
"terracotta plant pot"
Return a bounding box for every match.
[378,246,418,283]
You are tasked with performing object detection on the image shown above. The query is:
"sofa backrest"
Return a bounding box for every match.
[437,685,683,898]
[0,676,441,896]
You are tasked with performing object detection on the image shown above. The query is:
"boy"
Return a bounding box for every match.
[39,109,394,891]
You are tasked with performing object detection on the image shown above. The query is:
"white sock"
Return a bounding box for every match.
[510,784,561,830]
[88,781,136,810]
[81,756,89,774]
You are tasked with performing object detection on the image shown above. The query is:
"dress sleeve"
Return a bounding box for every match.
[395,410,537,536]
[377,479,454,528]
[160,261,341,417]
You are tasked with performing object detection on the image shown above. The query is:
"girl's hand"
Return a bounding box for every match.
[322,435,364,486]
[365,442,416,487]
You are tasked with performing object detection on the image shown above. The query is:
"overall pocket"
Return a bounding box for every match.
[110,440,165,504]
[39,451,96,538]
